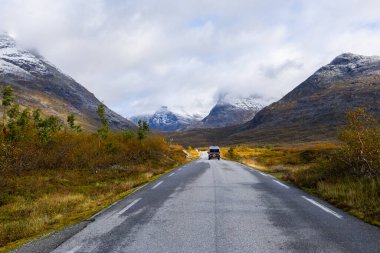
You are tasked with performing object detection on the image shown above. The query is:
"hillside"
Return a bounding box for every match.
[169,53,380,146]
[231,53,380,143]
[0,33,134,130]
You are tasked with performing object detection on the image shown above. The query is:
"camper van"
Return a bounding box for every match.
[208,146,220,160]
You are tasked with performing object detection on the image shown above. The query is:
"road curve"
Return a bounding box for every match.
[27,152,380,252]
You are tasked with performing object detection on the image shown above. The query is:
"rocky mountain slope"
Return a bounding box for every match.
[230,53,380,143]
[202,95,263,128]
[131,106,201,131]
[0,33,134,130]
[169,53,380,146]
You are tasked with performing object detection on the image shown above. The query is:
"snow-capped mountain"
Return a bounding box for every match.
[132,95,265,131]
[0,33,134,130]
[170,106,205,122]
[202,94,263,128]
[131,106,202,131]
[241,53,380,142]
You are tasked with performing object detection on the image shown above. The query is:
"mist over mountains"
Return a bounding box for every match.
[131,95,264,131]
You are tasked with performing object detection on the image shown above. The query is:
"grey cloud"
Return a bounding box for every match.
[260,60,304,79]
[1,0,380,117]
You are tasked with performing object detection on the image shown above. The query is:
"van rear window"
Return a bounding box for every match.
[210,149,219,152]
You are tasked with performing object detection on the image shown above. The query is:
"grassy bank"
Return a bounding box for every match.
[221,142,380,226]
[0,140,194,252]
[0,86,202,252]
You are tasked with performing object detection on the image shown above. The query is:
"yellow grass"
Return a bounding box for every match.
[0,157,191,252]
[0,131,192,252]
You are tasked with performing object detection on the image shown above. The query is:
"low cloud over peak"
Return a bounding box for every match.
[1,0,380,117]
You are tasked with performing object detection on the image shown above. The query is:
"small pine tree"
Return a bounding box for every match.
[137,120,149,140]
[17,109,31,131]
[97,103,109,139]
[36,116,62,144]
[67,113,82,132]
[2,86,15,132]
[33,109,42,123]
[6,104,20,141]
[16,109,32,140]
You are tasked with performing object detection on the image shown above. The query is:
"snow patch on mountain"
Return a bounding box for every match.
[313,53,380,82]
[217,94,264,110]
[0,33,48,77]
[202,94,264,128]
[131,106,201,131]
[171,105,206,121]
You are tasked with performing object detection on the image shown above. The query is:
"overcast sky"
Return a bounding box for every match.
[1,0,380,117]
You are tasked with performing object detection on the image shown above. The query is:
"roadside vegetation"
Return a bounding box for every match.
[0,86,195,252]
[222,108,380,226]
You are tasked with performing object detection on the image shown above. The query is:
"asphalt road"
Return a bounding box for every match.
[24,152,380,253]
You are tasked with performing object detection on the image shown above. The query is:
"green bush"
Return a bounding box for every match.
[330,108,380,178]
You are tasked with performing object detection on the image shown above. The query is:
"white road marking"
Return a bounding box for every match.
[152,181,163,189]
[133,184,147,193]
[168,173,175,177]
[259,172,269,177]
[273,180,290,189]
[117,198,142,215]
[67,245,82,253]
[302,196,343,219]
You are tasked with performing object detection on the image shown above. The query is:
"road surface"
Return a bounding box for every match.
[20,152,380,252]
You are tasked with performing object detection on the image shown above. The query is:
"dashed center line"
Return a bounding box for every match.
[152,181,163,189]
[117,198,142,215]
[168,172,175,177]
[302,196,343,219]
[273,180,290,189]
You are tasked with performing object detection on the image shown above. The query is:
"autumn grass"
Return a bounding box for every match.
[221,143,380,226]
[0,131,195,252]
[184,146,201,159]
[317,178,380,225]
[0,164,187,253]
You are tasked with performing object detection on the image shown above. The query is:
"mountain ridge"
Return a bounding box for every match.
[168,53,380,146]
[132,95,264,131]
[230,52,380,143]
[0,33,134,130]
